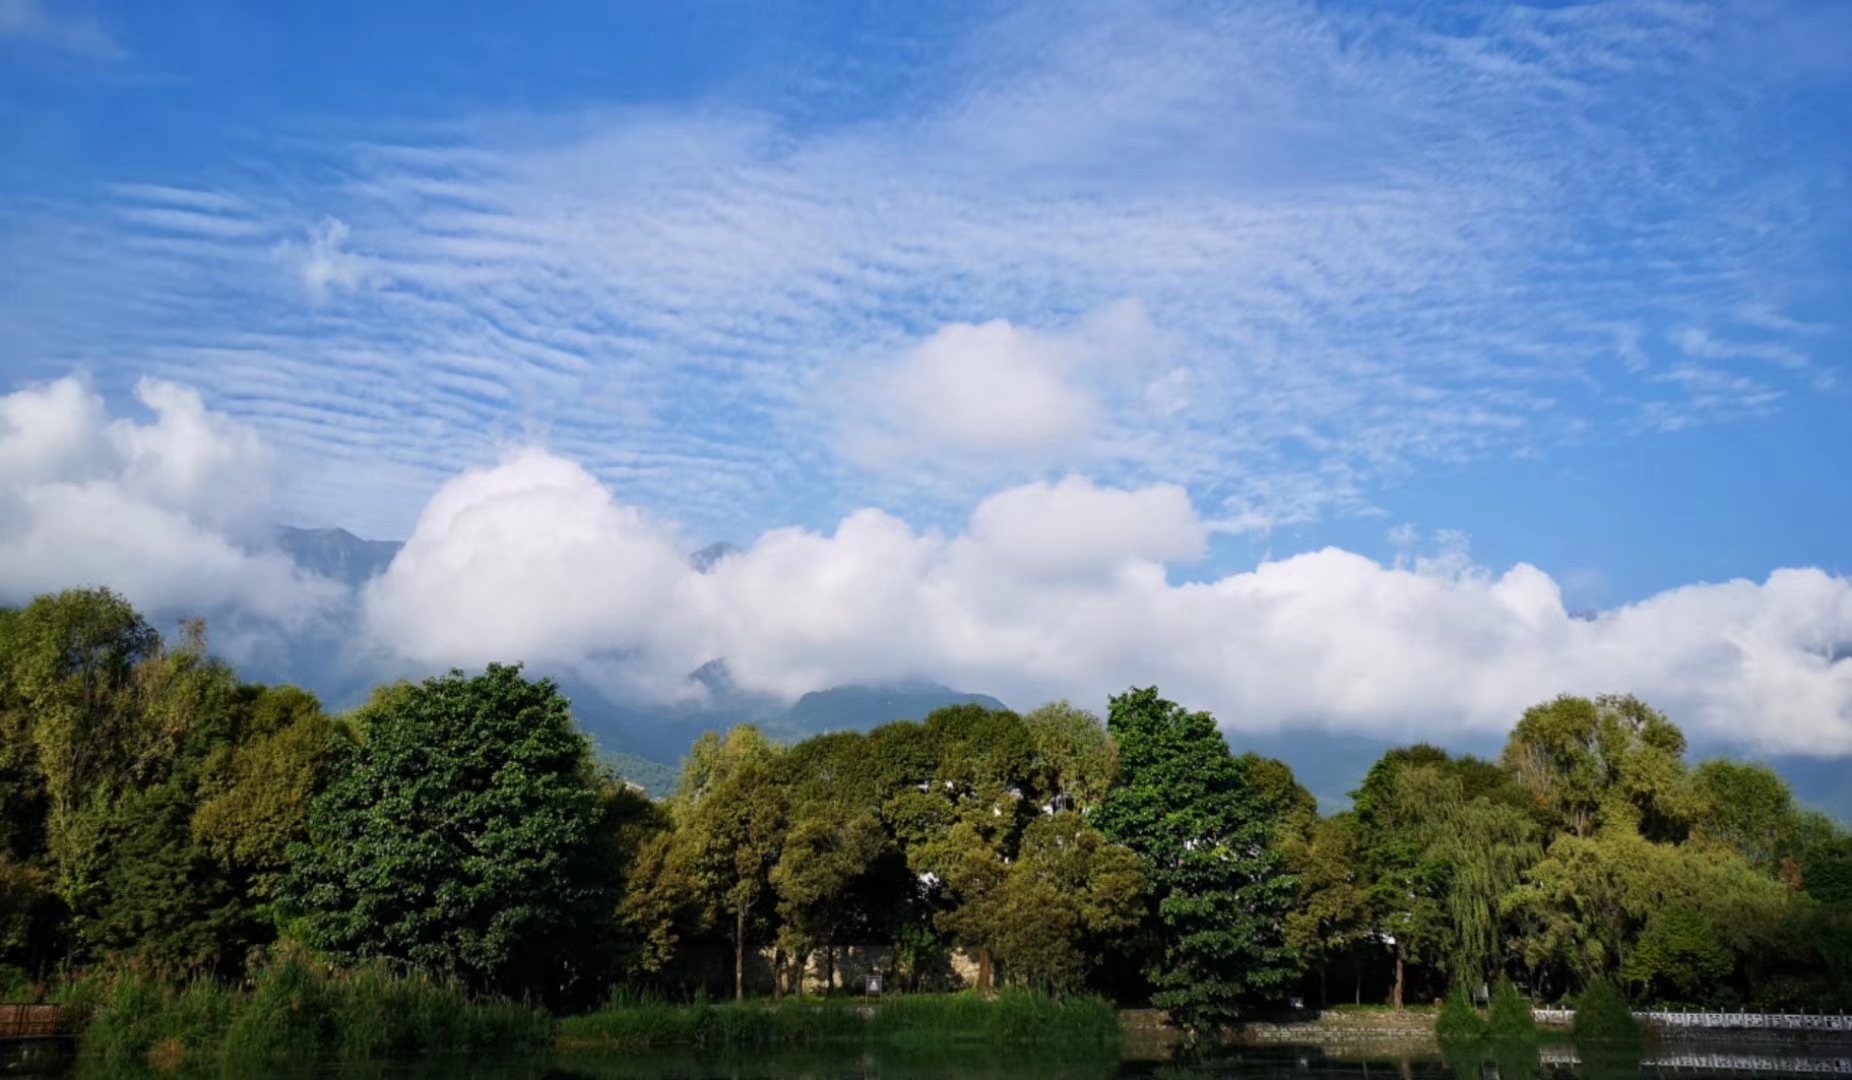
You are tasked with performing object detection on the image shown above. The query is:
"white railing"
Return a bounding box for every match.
[1533,1008,1852,1032]
[1539,1046,1852,1074]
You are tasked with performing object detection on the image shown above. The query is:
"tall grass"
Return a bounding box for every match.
[556,990,1121,1052]
[65,956,550,1072]
[871,991,1120,1048]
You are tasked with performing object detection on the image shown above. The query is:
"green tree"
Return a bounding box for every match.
[1283,812,1371,1006]
[1503,694,1691,841]
[1352,746,1460,1007]
[1092,687,1297,1031]
[1620,907,1732,1003]
[0,589,159,887]
[988,811,1145,993]
[771,805,885,992]
[281,665,617,999]
[888,704,1043,990]
[1022,701,1119,811]
[1688,759,1797,873]
[1393,763,1541,988]
[191,685,337,904]
[673,726,788,1000]
[1504,821,1789,998]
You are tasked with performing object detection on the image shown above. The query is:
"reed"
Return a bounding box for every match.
[65,957,549,1072]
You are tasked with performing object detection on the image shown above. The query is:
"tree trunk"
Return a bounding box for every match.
[978,948,994,992]
[735,903,746,1002]
[773,947,785,1001]
[825,944,836,994]
[1354,952,1361,1005]
[1392,949,1406,1010]
[1320,963,1328,1008]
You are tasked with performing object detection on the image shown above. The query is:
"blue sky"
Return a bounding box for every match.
[3,0,1851,753]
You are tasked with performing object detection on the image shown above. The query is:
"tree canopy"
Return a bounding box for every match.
[280,664,618,1000]
[3,587,1847,1018]
[1093,687,1298,1030]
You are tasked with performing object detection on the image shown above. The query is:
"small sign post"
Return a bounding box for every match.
[866,974,883,998]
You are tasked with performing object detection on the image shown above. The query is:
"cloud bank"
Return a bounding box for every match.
[358,444,1852,756]
[0,377,345,624]
[6,380,1849,757]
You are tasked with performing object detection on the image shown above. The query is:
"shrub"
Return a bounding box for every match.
[1487,977,1537,1042]
[1435,984,1487,1044]
[1571,975,1642,1045]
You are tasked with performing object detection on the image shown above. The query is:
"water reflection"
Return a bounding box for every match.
[37,1040,1852,1080]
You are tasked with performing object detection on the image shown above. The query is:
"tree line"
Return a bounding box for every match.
[2,588,1848,1033]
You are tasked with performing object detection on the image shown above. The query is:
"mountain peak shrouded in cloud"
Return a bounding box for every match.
[690,542,742,573]
[275,526,402,589]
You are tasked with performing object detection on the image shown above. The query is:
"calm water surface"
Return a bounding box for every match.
[37,1042,1852,1080]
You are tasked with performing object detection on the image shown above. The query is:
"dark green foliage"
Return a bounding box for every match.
[1571,975,1641,1045]
[0,591,335,978]
[8,583,1852,1025]
[1621,907,1732,1002]
[1690,760,1797,871]
[1435,984,1487,1044]
[1486,977,1536,1042]
[1801,831,1852,905]
[555,990,1120,1050]
[1092,687,1297,1031]
[281,664,618,999]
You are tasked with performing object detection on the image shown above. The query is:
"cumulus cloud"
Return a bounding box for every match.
[360,448,697,696]
[0,377,345,623]
[844,301,1172,477]
[360,446,1852,756]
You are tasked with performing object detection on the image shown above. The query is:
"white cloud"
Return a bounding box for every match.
[0,0,119,57]
[844,301,1172,478]
[5,380,1847,757]
[360,448,697,696]
[0,377,344,624]
[1674,326,1809,371]
[279,218,375,304]
[360,446,1852,756]
[859,318,1095,460]
[963,476,1204,581]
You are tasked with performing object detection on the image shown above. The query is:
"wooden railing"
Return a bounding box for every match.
[0,1004,67,1039]
[1534,1007,1852,1032]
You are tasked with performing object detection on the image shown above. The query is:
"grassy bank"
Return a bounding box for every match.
[61,960,1119,1071]
[60,958,550,1072]
[554,990,1123,1051]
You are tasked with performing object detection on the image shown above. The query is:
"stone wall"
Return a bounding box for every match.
[1225,1009,1438,1053]
[1123,1007,1441,1058]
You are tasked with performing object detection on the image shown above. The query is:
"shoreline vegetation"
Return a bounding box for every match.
[3,587,1850,1071]
[56,957,1119,1071]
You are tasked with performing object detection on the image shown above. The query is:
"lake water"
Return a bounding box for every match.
[31,1041,1852,1080]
